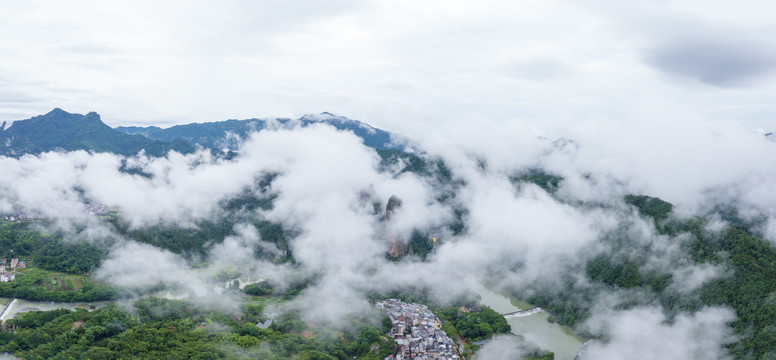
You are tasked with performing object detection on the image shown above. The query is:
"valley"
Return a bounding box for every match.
[0,109,774,359]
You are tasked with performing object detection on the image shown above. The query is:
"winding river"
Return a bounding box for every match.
[0,298,112,323]
[2,279,585,359]
[469,282,585,360]
[0,278,262,323]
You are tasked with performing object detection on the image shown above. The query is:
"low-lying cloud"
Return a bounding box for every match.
[580,306,735,360]
[1,116,774,358]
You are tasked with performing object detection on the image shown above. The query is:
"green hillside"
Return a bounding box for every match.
[0,109,195,157]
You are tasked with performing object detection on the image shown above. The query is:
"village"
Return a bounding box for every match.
[376,299,460,360]
[1,203,116,223]
[0,257,25,283]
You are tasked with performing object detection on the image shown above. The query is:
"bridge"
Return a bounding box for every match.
[502,307,543,319]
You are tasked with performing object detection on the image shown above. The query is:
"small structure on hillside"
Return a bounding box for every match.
[0,272,15,282]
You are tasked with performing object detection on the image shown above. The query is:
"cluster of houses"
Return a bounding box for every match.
[376,299,460,360]
[84,203,114,215]
[2,214,41,222]
[2,204,116,223]
[0,258,25,283]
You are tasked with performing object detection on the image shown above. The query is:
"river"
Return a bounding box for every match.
[0,298,112,323]
[1,279,584,359]
[469,282,585,360]
[0,277,264,323]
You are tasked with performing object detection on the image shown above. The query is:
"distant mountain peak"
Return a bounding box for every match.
[36,108,97,121]
[299,113,379,135]
[0,109,194,157]
[46,107,68,115]
[299,112,345,122]
[116,112,406,152]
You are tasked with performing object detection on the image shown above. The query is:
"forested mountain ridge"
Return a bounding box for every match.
[115,112,406,151]
[0,109,195,157]
[0,109,408,158]
[3,108,776,359]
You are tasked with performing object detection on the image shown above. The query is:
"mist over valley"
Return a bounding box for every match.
[3,2,776,358]
[0,108,774,359]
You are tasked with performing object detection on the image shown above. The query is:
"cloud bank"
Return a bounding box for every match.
[1,114,774,358]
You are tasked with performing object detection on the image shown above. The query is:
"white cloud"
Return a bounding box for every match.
[2,2,776,349]
[1,1,774,133]
[581,306,735,360]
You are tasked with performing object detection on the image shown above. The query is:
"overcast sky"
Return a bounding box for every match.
[1,0,776,137]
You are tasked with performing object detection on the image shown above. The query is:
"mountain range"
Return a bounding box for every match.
[0,109,407,157]
[115,112,402,151]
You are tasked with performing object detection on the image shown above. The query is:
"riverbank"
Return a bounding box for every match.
[0,277,267,323]
[470,282,585,360]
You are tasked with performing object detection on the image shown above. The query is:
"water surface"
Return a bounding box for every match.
[470,282,584,360]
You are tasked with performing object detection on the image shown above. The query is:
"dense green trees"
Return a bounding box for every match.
[243,281,273,296]
[36,242,105,274]
[107,210,291,261]
[511,170,563,193]
[0,108,196,157]
[0,222,104,274]
[527,353,555,360]
[0,297,398,359]
[524,194,776,359]
[624,194,674,223]
[0,269,116,302]
[435,306,511,343]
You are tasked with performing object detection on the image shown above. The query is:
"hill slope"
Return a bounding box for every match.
[116,112,406,151]
[0,109,195,157]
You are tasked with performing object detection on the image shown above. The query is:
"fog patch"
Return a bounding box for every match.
[669,264,725,294]
[207,223,282,270]
[581,306,735,360]
[95,241,205,292]
[476,335,548,360]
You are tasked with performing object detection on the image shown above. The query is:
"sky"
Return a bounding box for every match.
[1,0,776,136]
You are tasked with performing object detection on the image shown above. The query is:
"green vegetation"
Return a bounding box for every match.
[105,217,290,262]
[585,255,671,292]
[408,229,434,259]
[527,353,555,360]
[511,169,563,193]
[102,176,290,261]
[0,297,398,360]
[113,220,235,257]
[376,149,429,176]
[524,195,776,359]
[624,194,674,223]
[0,108,195,157]
[243,281,273,296]
[0,221,105,275]
[436,306,511,343]
[0,222,115,301]
[691,227,776,358]
[0,200,292,302]
[0,268,115,302]
[117,114,402,152]
[36,241,105,274]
